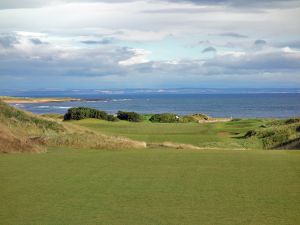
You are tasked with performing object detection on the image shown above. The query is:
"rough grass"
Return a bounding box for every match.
[0,101,64,153]
[0,101,145,153]
[0,124,45,153]
[0,148,299,225]
[244,118,300,149]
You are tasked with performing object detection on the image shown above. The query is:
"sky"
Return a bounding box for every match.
[0,0,300,90]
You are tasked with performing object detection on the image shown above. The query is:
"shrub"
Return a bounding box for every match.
[178,116,197,123]
[64,107,108,121]
[244,130,257,138]
[265,119,285,127]
[107,115,119,122]
[117,111,142,122]
[192,113,209,121]
[150,113,179,123]
[285,118,300,124]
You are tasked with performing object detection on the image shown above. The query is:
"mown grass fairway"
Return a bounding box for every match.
[0,148,299,225]
[70,119,265,149]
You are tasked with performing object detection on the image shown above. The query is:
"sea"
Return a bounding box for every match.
[2,88,300,118]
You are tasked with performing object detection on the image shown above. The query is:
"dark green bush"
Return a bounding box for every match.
[285,118,300,124]
[149,113,179,123]
[107,114,119,122]
[117,111,142,122]
[64,107,108,121]
[244,130,257,138]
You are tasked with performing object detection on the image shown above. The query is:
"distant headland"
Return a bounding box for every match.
[0,96,81,104]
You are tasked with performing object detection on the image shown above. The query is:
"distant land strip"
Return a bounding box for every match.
[0,96,82,104]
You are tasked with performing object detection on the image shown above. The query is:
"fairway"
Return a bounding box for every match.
[0,148,299,225]
[70,119,264,149]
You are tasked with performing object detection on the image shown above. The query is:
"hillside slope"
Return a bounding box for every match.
[244,118,300,149]
[0,101,145,153]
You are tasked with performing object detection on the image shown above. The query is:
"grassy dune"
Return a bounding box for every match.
[0,148,299,225]
[0,101,145,153]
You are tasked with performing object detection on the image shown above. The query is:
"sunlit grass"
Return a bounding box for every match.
[70,118,265,149]
[0,148,299,225]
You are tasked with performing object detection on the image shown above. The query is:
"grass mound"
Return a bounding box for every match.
[149,113,209,123]
[244,118,300,149]
[0,101,146,153]
[0,125,45,153]
[0,100,64,153]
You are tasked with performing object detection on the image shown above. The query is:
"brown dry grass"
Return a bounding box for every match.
[147,141,203,150]
[0,124,45,153]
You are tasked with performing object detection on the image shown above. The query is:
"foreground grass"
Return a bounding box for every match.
[0,148,299,225]
[70,119,265,149]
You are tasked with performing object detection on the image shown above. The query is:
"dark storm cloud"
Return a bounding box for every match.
[254,39,267,46]
[0,0,136,10]
[202,47,216,53]
[1,0,299,10]
[0,34,18,48]
[219,32,248,38]
[81,39,113,45]
[162,0,300,9]
[30,38,46,45]
[142,7,220,14]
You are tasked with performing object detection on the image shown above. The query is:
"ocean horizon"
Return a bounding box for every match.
[3,88,300,118]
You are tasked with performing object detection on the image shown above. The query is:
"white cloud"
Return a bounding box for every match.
[217,51,246,57]
[119,48,151,66]
[0,0,300,88]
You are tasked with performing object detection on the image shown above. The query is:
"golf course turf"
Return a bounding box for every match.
[1,108,300,225]
[0,148,299,225]
[69,118,265,149]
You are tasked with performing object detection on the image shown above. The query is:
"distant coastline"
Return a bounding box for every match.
[0,96,81,104]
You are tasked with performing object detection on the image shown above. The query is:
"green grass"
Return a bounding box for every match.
[1,103,299,224]
[69,118,265,149]
[0,148,299,225]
